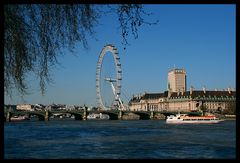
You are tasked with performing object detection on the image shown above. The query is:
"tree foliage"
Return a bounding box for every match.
[4,4,157,96]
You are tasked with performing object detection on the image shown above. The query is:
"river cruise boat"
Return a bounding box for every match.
[10,115,29,122]
[166,113,224,124]
[87,113,110,120]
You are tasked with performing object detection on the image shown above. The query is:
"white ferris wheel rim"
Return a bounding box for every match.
[96,44,122,110]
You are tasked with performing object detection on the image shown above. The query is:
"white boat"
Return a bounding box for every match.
[166,113,224,124]
[87,113,110,120]
[10,115,29,121]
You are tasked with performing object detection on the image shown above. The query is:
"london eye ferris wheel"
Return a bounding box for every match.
[96,44,124,110]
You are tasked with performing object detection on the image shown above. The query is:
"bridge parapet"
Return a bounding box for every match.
[5,110,188,121]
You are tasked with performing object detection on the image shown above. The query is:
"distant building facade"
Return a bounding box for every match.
[129,67,235,113]
[16,104,34,111]
[129,92,168,112]
[167,68,186,92]
[129,90,235,113]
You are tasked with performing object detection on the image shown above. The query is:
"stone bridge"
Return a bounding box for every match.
[4,109,200,122]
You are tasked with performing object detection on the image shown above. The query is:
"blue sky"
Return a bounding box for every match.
[4,4,236,106]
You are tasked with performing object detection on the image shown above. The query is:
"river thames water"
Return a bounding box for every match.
[4,119,236,159]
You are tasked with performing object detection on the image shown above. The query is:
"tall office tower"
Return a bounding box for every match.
[167,68,186,92]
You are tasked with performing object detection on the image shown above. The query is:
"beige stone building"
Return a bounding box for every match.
[129,67,235,113]
[167,68,186,92]
[129,92,168,112]
[128,89,235,113]
[16,104,34,111]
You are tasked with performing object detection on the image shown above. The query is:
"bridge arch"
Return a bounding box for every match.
[49,111,84,120]
[131,112,151,120]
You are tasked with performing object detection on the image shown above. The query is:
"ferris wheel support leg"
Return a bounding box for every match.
[118,110,123,120]
[83,108,87,120]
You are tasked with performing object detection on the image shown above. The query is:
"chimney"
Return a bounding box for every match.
[203,86,206,94]
[190,86,194,95]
